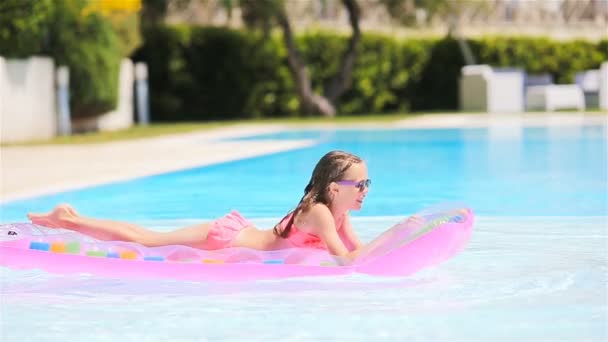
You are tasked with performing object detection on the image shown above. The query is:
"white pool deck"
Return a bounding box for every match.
[1,112,606,203]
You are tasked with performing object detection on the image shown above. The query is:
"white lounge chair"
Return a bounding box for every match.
[526,84,585,111]
[459,64,525,113]
[576,69,600,108]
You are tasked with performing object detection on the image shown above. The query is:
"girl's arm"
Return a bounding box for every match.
[308,205,362,262]
[339,214,363,251]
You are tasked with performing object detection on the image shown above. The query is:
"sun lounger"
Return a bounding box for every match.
[526,84,585,111]
[459,65,525,113]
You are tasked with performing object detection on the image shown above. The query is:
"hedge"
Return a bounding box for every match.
[131,26,606,120]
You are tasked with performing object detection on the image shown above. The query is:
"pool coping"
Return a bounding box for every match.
[1,112,606,203]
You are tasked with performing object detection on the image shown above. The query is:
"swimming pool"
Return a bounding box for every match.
[1,124,606,340]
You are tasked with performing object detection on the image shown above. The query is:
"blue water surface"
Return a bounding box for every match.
[1,125,606,222]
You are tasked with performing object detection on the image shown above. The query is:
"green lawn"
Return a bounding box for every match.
[7,113,419,146]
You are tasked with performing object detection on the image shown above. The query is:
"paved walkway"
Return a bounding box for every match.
[1,113,605,203]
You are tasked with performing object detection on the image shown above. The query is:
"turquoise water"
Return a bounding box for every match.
[1,125,607,340]
[1,126,606,221]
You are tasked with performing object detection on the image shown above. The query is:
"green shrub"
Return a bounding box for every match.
[45,0,121,117]
[0,0,53,57]
[476,37,607,83]
[132,26,607,120]
[406,38,464,111]
[108,12,142,58]
[133,26,293,121]
[0,0,132,118]
[298,32,434,114]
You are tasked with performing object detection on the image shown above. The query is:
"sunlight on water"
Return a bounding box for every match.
[1,216,606,341]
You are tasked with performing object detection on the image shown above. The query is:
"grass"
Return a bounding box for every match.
[5,112,420,146]
[6,110,604,146]
[13,122,234,146]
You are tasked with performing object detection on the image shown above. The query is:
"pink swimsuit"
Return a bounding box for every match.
[204,211,327,250]
[203,210,253,250]
[276,213,327,250]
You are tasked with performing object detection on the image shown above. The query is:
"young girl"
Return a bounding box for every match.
[28,150,370,260]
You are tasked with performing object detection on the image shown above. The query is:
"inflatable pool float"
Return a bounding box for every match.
[0,203,474,281]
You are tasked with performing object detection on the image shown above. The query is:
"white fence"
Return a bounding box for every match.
[0,57,139,144]
[0,57,56,143]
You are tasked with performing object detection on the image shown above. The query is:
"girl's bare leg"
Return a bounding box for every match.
[27,204,213,249]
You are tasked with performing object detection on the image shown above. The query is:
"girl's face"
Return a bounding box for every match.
[331,162,370,211]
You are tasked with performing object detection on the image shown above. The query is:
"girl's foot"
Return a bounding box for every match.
[27,204,78,228]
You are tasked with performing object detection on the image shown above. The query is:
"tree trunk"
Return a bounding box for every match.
[325,0,361,103]
[277,10,336,116]
[447,12,476,65]
[276,0,362,117]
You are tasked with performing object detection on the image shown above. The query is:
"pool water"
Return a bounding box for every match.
[1,124,606,340]
[1,126,605,221]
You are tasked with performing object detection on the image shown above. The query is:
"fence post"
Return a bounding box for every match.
[134,62,149,125]
[56,66,71,136]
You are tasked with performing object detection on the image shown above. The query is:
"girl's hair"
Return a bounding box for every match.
[273,150,362,238]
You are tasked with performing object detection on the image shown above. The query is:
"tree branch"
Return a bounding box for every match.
[276,10,312,102]
[277,8,335,116]
[324,0,361,103]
